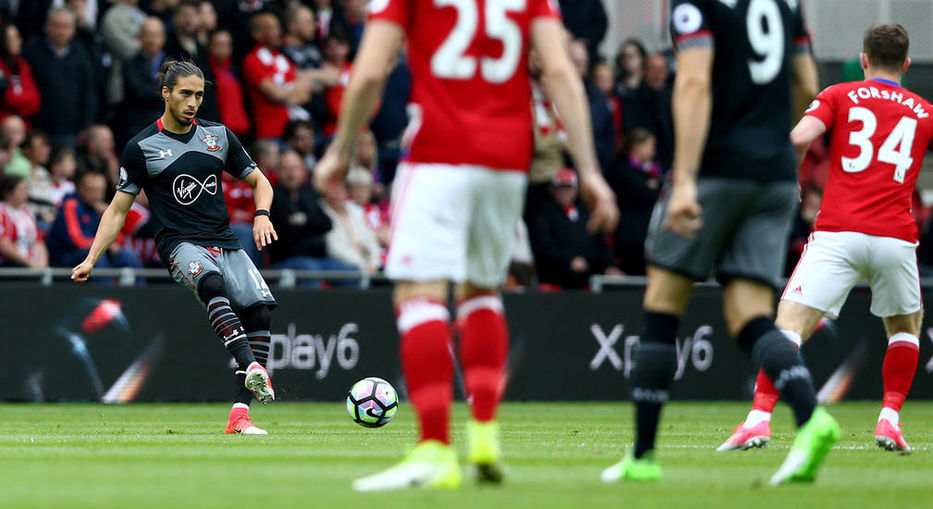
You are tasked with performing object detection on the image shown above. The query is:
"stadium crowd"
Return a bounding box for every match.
[0,0,926,288]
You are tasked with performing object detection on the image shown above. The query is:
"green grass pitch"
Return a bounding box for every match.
[2,402,932,508]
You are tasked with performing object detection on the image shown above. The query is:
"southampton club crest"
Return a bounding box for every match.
[201,133,221,152]
[188,260,203,277]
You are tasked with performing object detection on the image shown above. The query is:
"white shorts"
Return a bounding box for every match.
[782,231,921,319]
[385,162,527,287]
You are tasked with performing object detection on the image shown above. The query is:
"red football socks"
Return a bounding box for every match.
[397,298,453,444]
[457,294,508,422]
[882,333,920,412]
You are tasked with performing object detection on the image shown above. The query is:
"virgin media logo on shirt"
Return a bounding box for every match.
[173,173,218,205]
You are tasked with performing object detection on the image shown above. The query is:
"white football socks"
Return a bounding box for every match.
[744,409,772,427]
[879,407,899,426]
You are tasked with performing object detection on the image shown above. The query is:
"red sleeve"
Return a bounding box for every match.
[63,199,95,250]
[804,85,838,130]
[12,60,41,118]
[367,0,411,28]
[240,52,267,88]
[530,0,562,19]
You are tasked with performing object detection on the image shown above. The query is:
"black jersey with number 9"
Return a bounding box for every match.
[670,0,811,182]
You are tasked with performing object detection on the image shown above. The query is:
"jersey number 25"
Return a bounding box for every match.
[431,0,525,83]
[844,107,916,183]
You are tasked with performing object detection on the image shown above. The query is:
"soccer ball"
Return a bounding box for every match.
[346,377,398,428]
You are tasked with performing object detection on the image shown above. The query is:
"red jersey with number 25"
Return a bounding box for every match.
[368,0,561,171]
[805,79,933,242]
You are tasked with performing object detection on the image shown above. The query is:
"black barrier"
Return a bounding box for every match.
[0,284,929,402]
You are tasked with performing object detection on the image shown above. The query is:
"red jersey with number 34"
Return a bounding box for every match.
[805,79,933,242]
[368,0,561,171]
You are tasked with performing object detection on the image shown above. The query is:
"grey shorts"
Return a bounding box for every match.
[167,242,276,311]
[645,178,798,289]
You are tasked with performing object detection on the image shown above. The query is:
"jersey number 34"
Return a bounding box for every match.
[844,107,916,183]
[431,0,525,83]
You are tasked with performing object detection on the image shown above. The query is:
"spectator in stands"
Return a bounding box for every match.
[163,0,218,121]
[614,38,646,98]
[0,22,41,127]
[100,0,144,108]
[529,169,619,289]
[77,125,119,186]
[23,8,97,147]
[226,0,283,64]
[0,175,48,268]
[46,171,141,268]
[558,0,608,64]
[284,120,317,170]
[269,150,339,285]
[322,29,353,137]
[605,128,661,276]
[207,29,250,138]
[642,52,674,170]
[45,145,77,208]
[320,177,381,276]
[0,133,12,171]
[346,166,388,251]
[591,59,622,146]
[117,17,166,150]
[66,0,110,121]
[282,4,325,70]
[242,13,313,140]
[196,0,217,47]
[1,115,29,178]
[506,219,535,291]
[569,39,614,173]
[281,2,340,128]
[21,130,55,226]
[312,0,344,41]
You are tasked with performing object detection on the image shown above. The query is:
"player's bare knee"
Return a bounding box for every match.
[883,310,923,337]
[393,280,448,306]
[643,266,693,315]
[774,300,823,341]
[454,282,497,302]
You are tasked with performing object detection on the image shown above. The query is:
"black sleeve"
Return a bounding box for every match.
[223,127,259,179]
[670,0,714,51]
[117,142,147,196]
[791,1,812,54]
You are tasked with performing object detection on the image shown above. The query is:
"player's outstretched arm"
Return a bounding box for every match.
[71,191,135,283]
[789,116,827,154]
[314,20,403,194]
[242,169,278,251]
[531,17,618,234]
[665,46,713,238]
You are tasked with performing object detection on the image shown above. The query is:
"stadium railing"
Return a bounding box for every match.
[0,267,391,288]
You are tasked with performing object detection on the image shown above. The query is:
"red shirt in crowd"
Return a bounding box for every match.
[0,201,40,263]
[241,45,297,139]
[209,56,251,138]
[0,56,41,125]
[805,78,933,242]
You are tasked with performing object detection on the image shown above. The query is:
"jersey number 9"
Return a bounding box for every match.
[747,0,785,85]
